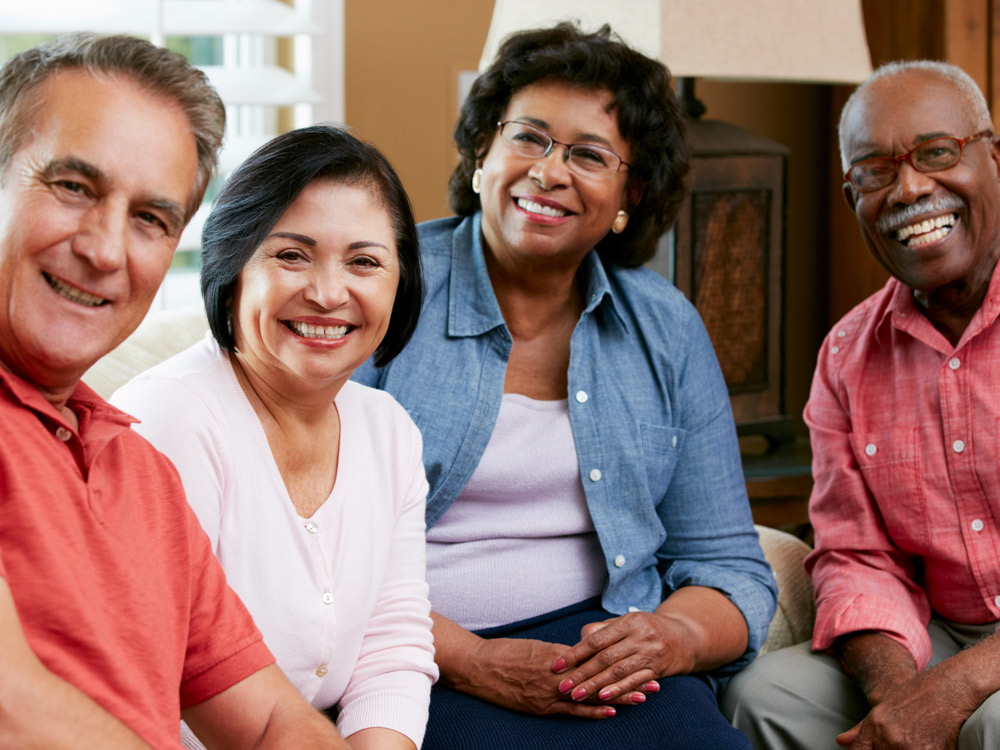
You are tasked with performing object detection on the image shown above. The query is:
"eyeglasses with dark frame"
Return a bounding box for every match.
[844,130,994,192]
[496,120,630,178]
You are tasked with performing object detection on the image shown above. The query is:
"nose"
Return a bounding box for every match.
[303,263,351,309]
[887,160,937,206]
[72,202,128,272]
[529,145,573,189]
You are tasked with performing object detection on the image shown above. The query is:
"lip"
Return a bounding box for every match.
[282,317,354,349]
[887,212,959,250]
[512,194,574,226]
[43,271,110,307]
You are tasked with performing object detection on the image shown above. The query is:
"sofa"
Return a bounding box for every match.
[84,304,816,656]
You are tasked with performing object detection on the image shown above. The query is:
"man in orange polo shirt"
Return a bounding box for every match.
[0,33,348,748]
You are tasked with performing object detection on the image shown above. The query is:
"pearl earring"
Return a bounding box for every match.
[472,168,483,194]
[612,210,629,234]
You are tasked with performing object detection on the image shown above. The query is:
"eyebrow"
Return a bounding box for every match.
[517,117,616,149]
[42,157,187,236]
[267,234,390,252]
[269,231,316,246]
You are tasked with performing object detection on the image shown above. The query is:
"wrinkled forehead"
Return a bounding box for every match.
[842,71,974,162]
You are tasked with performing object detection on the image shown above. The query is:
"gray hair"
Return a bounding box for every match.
[0,32,225,220]
[838,60,993,172]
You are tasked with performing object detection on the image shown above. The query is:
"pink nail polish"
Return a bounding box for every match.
[551,657,566,672]
[598,688,612,700]
[645,681,660,692]
[572,686,588,701]
[630,692,646,704]
[558,679,574,694]
[604,707,616,718]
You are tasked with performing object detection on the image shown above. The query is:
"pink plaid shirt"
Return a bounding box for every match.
[805,270,1000,671]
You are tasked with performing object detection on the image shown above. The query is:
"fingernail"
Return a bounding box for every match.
[604,707,616,718]
[551,657,566,672]
[598,688,612,700]
[572,687,588,701]
[630,692,646,704]
[645,680,660,692]
[558,679,574,694]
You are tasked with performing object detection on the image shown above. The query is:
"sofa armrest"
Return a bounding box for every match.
[83,304,210,400]
[756,524,815,655]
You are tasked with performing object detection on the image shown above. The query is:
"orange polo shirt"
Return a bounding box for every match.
[0,366,273,748]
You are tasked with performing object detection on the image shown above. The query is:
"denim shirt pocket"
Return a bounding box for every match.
[849,428,928,552]
[640,422,686,503]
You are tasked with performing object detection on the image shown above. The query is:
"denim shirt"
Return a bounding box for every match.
[354,214,776,671]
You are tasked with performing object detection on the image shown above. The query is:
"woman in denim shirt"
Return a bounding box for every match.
[354,22,775,749]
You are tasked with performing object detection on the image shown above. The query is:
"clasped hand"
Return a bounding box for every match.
[471,612,689,719]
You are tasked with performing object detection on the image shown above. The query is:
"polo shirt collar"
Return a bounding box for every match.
[447,212,627,337]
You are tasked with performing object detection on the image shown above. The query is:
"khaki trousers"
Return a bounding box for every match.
[721,619,1000,750]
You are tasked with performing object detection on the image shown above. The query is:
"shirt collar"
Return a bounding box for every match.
[0,364,136,434]
[447,212,628,337]
[878,265,1000,348]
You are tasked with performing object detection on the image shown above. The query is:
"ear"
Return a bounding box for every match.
[988,135,1000,177]
[842,181,857,211]
[625,179,645,209]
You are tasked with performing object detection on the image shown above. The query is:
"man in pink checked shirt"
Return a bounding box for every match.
[723,60,1000,750]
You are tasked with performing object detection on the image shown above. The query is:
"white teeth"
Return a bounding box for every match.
[895,214,956,244]
[517,198,567,217]
[44,273,105,307]
[287,320,350,339]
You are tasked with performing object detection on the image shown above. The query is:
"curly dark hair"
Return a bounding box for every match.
[449,22,690,267]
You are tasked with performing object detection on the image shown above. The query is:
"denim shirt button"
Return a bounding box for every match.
[614,554,626,568]
[589,468,602,482]
[575,390,589,403]
[627,606,640,612]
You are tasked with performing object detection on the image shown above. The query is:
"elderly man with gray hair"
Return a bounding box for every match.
[722,60,1000,750]
[0,33,349,749]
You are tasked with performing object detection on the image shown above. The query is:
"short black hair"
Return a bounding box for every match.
[201,125,422,367]
[449,22,690,267]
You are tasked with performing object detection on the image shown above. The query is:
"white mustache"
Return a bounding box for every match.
[875,196,964,234]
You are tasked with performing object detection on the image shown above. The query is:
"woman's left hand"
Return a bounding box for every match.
[550,612,695,704]
[551,586,749,704]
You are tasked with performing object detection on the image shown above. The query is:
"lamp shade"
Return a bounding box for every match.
[479,0,872,84]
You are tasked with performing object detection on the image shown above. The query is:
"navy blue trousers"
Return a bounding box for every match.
[422,600,752,749]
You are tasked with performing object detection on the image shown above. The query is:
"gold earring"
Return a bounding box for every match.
[472,168,483,194]
[612,210,629,234]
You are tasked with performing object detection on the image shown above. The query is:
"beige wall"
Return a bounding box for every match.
[344,2,831,422]
[345,0,494,222]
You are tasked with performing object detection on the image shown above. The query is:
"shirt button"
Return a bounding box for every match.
[575,390,589,403]
[972,519,985,532]
[589,468,602,482]
[55,426,72,442]
[614,554,626,568]
[671,435,678,448]
[304,522,318,534]
[315,664,328,677]
[994,594,1000,609]
[831,346,840,354]
[954,440,966,453]
[321,592,334,605]
[627,606,640,612]
[837,330,847,338]
[949,357,961,370]
[865,443,877,457]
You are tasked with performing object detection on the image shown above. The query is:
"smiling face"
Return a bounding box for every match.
[842,70,1000,295]
[477,80,632,270]
[232,179,400,394]
[0,69,198,398]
